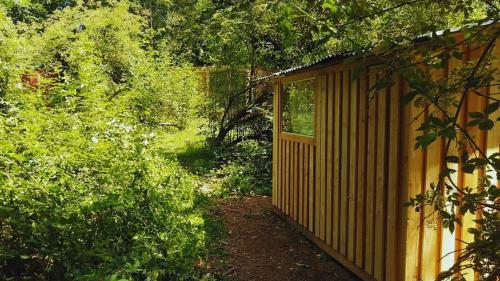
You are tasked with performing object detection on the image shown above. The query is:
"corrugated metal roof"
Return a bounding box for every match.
[255,19,495,82]
[254,51,356,82]
[273,50,357,76]
[417,19,494,39]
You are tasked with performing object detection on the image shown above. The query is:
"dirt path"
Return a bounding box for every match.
[208,196,360,281]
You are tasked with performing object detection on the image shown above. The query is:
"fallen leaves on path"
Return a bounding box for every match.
[207,196,360,281]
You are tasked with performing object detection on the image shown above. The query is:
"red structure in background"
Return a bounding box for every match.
[21,71,43,89]
[21,70,58,92]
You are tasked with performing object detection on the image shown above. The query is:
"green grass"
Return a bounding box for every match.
[154,119,207,151]
[152,119,229,279]
[150,118,270,279]
[153,119,217,176]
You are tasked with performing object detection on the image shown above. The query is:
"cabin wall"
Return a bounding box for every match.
[272,40,499,281]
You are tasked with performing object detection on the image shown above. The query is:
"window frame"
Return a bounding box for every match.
[279,77,318,143]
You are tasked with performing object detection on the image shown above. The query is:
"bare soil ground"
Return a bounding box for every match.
[207,196,360,281]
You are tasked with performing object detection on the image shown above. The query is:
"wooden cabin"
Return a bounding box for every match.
[271,26,499,281]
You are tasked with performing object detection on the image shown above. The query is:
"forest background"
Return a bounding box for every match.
[0,0,497,280]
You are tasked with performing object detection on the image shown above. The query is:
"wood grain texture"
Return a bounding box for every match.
[271,36,499,280]
[347,71,358,261]
[340,71,350,256]
[285,140,290,215]
[326,73,334,245]
[374,71,387,281]
[365,70,377,275]
[440,40,465,274]
[385,75,400,281]
[309,145,315,232]
[356,69,368,268]
[315,77,323,238]
[298,143,303,224]
[398,80,424,281]
[333,71,342,251]
[304,144,309,226]
[420,69,445,281]
[319,75,327,240]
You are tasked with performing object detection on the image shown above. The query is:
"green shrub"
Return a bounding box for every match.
[0,2,206,280]
[215,141,272,196]
[177,142,216,176]
[0,139,204,280]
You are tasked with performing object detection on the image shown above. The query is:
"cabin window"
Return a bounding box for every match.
[281,79,315,136]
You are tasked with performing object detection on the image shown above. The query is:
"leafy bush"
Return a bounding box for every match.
[0,134,204,280]
[214,141,272,196]
[177,142,216,176]
[175,138,272,197]
[0,8,19,101]
[0,2,206,280]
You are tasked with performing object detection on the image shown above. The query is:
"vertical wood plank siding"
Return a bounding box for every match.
[272,39,499,281]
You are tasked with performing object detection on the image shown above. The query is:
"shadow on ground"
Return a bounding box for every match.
[205,196,361,281]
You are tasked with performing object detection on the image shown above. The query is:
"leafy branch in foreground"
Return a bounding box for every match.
[293,0,499,279]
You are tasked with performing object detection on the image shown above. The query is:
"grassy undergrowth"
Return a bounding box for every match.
[164,120,272,280]
[175,137,272,198]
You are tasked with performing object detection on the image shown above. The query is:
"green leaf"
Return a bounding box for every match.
[470,157,488,166]
[479,119,494,131]
[452,50,463,59]
[322,0,338,18]
[0,206,14,216]
[440,168,456,179]
[462,163,475,174]
[468,112,483,119]
[375,78,392,90]
[439,210,449,219]
[428,115,442,126]
[485,102,499,114]
[487,185,500,198]
[459,204,469,215]
[445,156,459,163]
[351,65,363,81]
[489,152,500,159]
[438,127,456,139]
[467,227,479,235]
[415,133,437,148]
[466,119,481,127]
[417,121,431,131]
[402,91,418,105]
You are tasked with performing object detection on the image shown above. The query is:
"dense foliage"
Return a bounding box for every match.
[212,141,272,196]
[0,2,205,280]
[1,0,498,280]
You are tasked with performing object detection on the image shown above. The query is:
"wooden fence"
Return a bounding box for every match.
[272,38,499,281]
